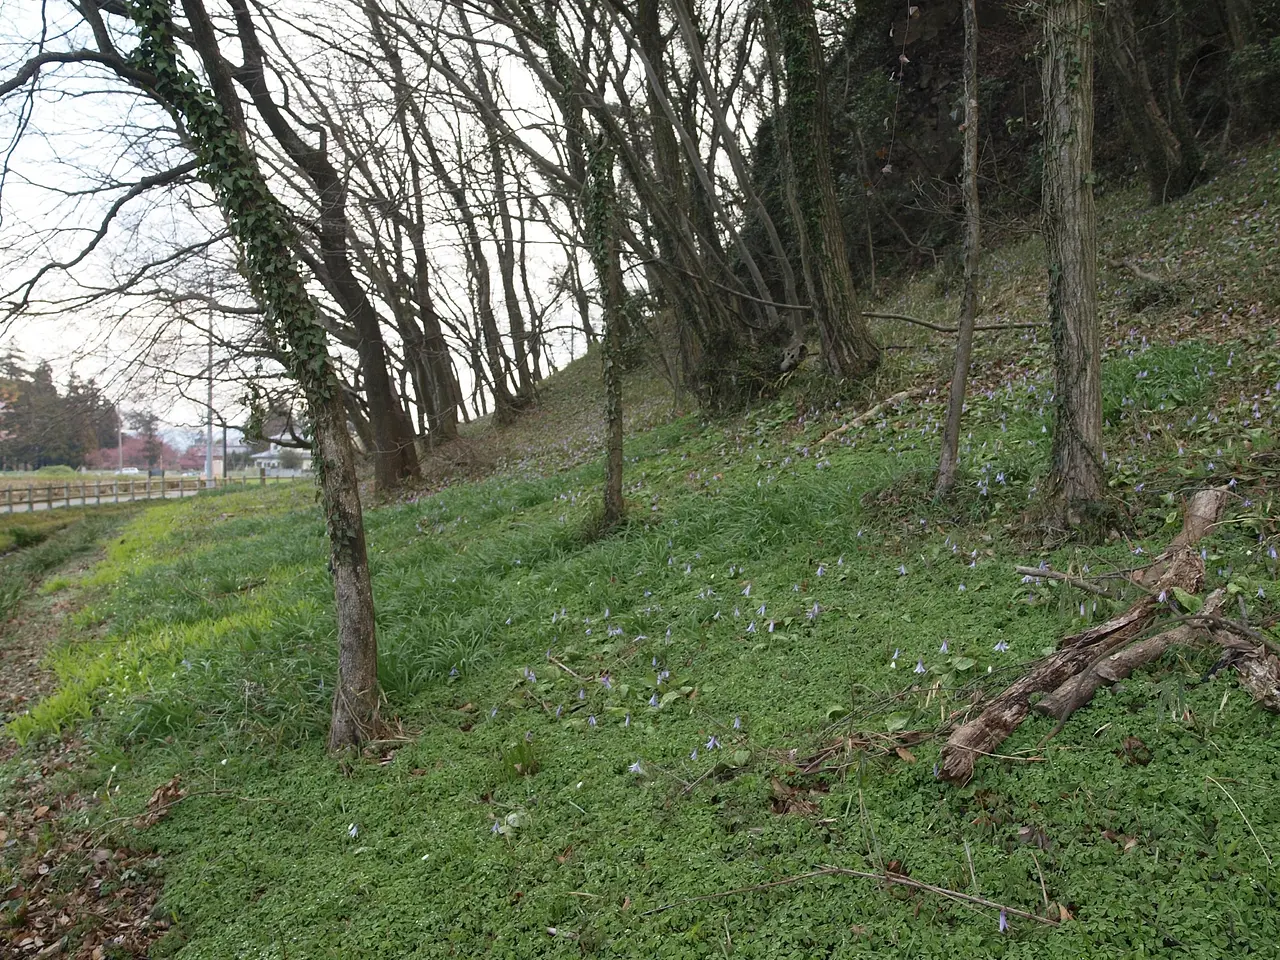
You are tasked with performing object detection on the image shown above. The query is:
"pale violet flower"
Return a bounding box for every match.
[628,761,643,774]
[914,659,926,674]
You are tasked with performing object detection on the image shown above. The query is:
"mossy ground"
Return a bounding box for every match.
[3,146,1280,959]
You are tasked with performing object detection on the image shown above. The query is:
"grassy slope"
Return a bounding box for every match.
[3,147,1280,959]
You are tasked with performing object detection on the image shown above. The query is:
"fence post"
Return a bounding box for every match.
[95,481,101,505]
[5,487,10,514]
[27,484,34,513]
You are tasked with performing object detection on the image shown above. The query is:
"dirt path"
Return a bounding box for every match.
[1,552,172,959]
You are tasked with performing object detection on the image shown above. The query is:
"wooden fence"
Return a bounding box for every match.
[1,475,305,514]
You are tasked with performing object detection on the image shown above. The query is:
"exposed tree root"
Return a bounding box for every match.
[936,488,1280,784]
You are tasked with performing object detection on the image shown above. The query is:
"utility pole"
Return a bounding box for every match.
[205,278,215,481]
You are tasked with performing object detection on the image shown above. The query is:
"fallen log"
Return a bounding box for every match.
[938,489,1229,784]
[818,385,935,444]
[1033,590,1226,720]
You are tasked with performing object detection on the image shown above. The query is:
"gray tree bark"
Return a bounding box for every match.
[1041,0,1105,522]
[936,0,981,497]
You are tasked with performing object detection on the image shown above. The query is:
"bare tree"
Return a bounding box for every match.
[1,0,383,748]
[936,0,981,497]
[1041,0,1105,522]
[585,135,625,529]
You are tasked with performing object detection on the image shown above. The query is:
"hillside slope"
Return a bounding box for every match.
[2,145,1278,960]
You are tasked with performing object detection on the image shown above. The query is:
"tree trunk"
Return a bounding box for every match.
[1102,0,1199,203]
[936,0,981,497]
[1041,0,1104,522]
[770,0,880,381]
[586,137,625,530]
[314,393,381,749]
[1224,0,1261,143]
[149,0,381,750]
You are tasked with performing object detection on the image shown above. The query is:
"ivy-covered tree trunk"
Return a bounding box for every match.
[586,137,625,530]
[770,0,880,381]
[131,0,381,748]
[936,0,981,497]
[1102,0,1200,203]
[1041,0,1105,522]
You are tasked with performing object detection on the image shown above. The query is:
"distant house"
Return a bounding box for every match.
[250,437,312,472]
[85,433,181,472]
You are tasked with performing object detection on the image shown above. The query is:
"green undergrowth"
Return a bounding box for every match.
[5,149,1280,959]
[0,508,135,621]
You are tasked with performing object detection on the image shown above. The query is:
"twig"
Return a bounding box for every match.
[862,311,1044,333]
[1014,565,1118,598]
[641,865,1058,925]
[964,840,978,893]
[546,655,583,680]
[1103,256,1163,285]
[1206,776,1272,867]
[1030,850,1050,909]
